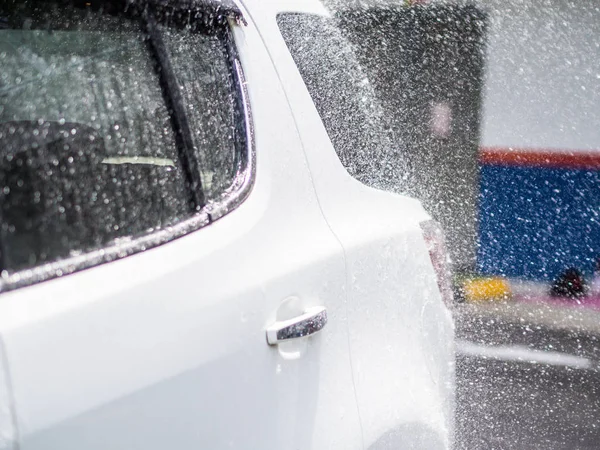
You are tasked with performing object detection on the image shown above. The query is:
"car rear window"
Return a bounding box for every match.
[277,12,410,193]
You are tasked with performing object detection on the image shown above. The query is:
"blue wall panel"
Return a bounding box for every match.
[478,165,600,281]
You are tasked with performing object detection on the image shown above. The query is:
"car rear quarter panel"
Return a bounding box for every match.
[244,0,456,447]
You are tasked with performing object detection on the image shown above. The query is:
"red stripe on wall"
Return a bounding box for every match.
[480,147,600,170]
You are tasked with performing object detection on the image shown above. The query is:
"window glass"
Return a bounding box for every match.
[277,13,409,193]
[0,2,242,272]
[162,28,239,202]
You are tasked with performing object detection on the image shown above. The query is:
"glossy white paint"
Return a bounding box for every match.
[0,1,454,449]
[248,0,455,447]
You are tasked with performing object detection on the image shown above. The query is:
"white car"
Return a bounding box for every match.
[0,0,454,449]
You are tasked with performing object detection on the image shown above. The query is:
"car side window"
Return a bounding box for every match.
[277,12,409,193]
[0,2,250,283]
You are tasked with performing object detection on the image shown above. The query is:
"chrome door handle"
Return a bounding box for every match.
[266,306,328,345]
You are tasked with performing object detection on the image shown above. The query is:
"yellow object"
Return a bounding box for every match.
[463,277,511,303]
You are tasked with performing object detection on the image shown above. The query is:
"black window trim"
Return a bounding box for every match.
[145,12,207,210]
[0,19,255,293]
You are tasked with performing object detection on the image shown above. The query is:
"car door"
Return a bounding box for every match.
[0,2,361,450]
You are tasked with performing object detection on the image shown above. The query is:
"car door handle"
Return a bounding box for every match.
[266,306,328,345]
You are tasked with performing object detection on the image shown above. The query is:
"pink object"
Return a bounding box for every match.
[430,101,452,138]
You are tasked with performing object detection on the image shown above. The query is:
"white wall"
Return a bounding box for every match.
[475,0,600,151]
